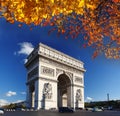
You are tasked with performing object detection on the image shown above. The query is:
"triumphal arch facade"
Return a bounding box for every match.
[25,43,85,110]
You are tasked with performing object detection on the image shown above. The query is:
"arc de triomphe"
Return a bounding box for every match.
[25,43,85,110]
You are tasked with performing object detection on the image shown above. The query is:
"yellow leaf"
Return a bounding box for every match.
[43,14,48,19]
[51,0,54,3]
[78,0,85,7]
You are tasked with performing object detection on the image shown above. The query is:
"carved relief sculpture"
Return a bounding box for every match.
[43,83,52,99]
[76,89,82,101]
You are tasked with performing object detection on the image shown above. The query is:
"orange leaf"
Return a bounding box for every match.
[18,24,22,27]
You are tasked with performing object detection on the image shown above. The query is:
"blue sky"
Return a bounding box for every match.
[0,18,120,106]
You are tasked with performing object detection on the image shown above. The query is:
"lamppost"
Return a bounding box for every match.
[107,93,110,109]
[107,93,109,102]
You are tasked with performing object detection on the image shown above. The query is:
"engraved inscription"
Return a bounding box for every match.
[41,66,54,77]
[41,57,84,75]
[75,77,83,84]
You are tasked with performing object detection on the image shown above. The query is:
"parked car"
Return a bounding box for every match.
[92,107,103,112]
[108,106,113,110]
[75,107,83,110]
[59,107,74,113]
[86,107,93,111]
[0,108,4,114]
[15,108,25,111]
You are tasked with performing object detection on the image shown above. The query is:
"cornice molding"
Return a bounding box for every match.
[25,43,86,72]
[38,43,85,72]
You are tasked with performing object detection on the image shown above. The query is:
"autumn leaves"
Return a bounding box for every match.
[0,0,120,58]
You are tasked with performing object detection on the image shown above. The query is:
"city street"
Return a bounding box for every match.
[2,110,120,116]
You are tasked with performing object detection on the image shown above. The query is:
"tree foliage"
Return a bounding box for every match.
[85,100,120,109]
[0,0,120,58]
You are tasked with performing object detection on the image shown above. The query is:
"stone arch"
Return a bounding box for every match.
[57,73,72,108]
[25,43,85,110]
[56,71,73,85]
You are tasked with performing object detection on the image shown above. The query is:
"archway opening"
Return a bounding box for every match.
[57,74,71,108]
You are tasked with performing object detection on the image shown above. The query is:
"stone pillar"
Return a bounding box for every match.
[26,84,30,108]
[29,91,32,108]
[73,85,76,110]
[71,85,74,108]
[67,86,71,107]
[34,79,41,110]
[58,89,61,107]
[31,91,35,108]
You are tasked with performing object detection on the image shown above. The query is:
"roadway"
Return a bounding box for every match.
[2,110,120,116]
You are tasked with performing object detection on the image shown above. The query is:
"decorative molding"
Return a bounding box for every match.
[65,71,73,79]
[38,43,85,72]
[72,84,84,88]
[39,77,58,83]
[26,77,39,85]
[56,68,64,76]
[41,57,84,75]
[56,68,73,83]
[26,58,38,70]
[27,66,38,80]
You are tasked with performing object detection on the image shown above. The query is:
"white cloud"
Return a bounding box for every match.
[18,42,34,55]
[6,91,17,97]
[0,99,24,106]
[0,99,9,106]
[12,100,24,104]
[86,97,93,102]
[23,59,28,64]
[20,92,26,95]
